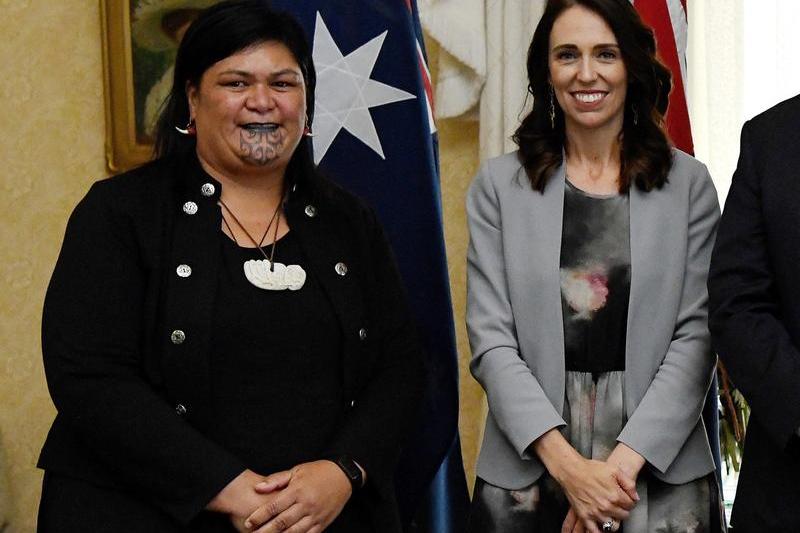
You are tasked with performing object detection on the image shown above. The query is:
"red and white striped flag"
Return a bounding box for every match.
[633,0,693,155]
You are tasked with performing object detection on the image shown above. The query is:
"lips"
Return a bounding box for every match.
[572,91,607,104]
[241,123,279,133]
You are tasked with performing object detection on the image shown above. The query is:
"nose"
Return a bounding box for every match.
[246,84,275,112]
[577,57,598,83]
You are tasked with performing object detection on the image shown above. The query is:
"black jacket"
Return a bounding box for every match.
[38,152,425,531]
[708,95,800,532]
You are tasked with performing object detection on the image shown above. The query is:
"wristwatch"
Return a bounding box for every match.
[330,455,363,491]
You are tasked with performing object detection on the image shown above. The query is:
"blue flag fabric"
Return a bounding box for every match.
[269,0,470,530]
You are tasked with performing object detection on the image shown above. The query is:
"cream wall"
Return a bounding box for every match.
[0,4,482,530]
[0,1,108,531]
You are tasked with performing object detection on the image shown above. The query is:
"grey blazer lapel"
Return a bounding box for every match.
[626,184,677,413]
[510,162,568,415]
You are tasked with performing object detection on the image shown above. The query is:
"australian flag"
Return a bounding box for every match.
[270,0,470,531]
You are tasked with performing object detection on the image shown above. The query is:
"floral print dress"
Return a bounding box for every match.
[468,180,725,533]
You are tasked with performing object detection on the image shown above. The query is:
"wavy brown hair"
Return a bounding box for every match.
[513,0,673,194]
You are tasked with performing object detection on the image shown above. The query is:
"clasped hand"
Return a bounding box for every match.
[559,444,644,533]
[209,460,353,533]
[555,456,637,533]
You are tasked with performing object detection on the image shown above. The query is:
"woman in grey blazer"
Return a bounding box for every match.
[465,1,723,532]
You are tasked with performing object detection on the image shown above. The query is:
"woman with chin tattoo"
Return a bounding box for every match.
[466,0,725,532]
[36,1,423,532]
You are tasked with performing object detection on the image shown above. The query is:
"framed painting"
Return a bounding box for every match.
[101,0,218,171]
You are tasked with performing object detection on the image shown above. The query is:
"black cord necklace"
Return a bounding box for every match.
[217,195,306,291]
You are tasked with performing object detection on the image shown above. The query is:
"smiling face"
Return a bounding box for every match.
[548,5,627,134]
[187,40,306,176]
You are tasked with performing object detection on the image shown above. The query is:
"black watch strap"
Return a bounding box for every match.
[330,455,363,491]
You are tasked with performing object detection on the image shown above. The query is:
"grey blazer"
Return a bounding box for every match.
[466,149,719,489]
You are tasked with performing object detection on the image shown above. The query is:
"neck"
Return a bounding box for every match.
[564,116,622,160]
[564,119,622,178]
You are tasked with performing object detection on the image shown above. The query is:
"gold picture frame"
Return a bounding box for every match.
[101,0,151,172]
[101,0,217,172]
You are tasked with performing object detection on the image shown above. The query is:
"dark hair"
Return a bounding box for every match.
[154,0,317,186]
[513,0,673,193]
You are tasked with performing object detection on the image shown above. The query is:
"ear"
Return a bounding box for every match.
[186,81,199,119]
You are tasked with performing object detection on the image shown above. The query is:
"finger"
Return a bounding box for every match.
[562,508,578,533]
[583,518,601,533]
[572,520,585,533]
[613,471,639,501]
[611,492,635,512]
[245,496,296,530]
[593,493,631,518]
[610,486,636,510]
[282,515,316,533]
[603,503,630,521]
[254,503,306,533]
[255,470,294,494]
[230,515,252,533]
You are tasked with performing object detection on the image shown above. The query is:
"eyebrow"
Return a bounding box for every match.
[270,68,303,78]
[217,68,303,78]
[551,43,620,51]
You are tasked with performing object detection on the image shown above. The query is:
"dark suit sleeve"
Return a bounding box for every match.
[708,121,800,450]
[325,206,425,493]
[42,183,245,524]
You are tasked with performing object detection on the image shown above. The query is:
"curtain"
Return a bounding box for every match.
[419,0,546,159]
[688,0,800,204]
[686,0,742,204]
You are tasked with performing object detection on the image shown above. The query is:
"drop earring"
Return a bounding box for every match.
[175,118,196,136]
[549,86,556,130]
[632,104,639,126]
